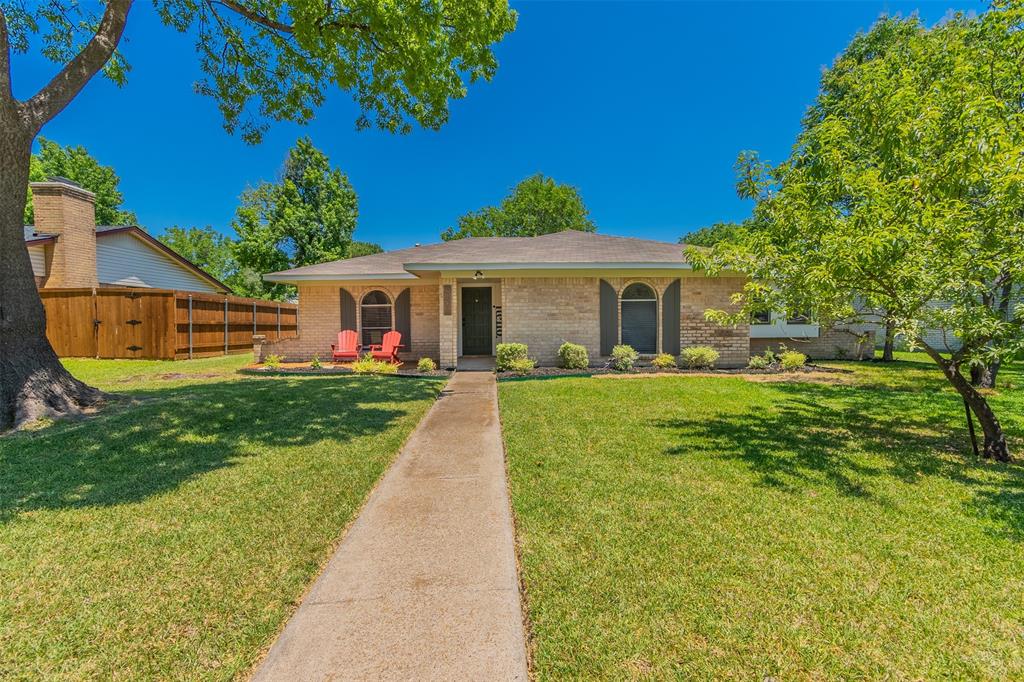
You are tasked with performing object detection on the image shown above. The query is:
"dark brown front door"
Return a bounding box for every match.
[461,287,492,355]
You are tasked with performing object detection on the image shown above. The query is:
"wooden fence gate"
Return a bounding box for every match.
[40,288,298,360]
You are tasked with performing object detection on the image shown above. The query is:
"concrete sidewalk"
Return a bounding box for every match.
[252,372,528,682]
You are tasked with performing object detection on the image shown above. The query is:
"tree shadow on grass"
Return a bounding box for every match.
[0,375,442,522]
[656,381,1024,537]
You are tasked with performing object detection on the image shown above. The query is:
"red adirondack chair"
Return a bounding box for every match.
[369,330,403,364]
[331,330,360,362]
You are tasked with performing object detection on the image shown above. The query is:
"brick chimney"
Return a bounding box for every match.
[30,178,99,289]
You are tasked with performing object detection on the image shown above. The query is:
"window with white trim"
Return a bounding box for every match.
[620,282,658,353]
[360,290,393,346]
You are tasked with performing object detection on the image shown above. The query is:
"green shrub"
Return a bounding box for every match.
[651,353,678,369]
[264,354,284,368]
[780,350,807,370]
[496,343,529,371]
[505,357,536,374]
[416,357,437,372]
[351,354,399,374]
[763,349,778,365]
[558,342,589,369]
[680,345,720,369]
[747,353,771,370]
[310,354,322,370]
[610,344,639,371]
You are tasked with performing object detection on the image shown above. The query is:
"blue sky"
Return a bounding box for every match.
[14,1,979,250]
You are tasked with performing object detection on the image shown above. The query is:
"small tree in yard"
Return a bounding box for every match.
[232,137,359,300]
[0,1,516,430]
[690,6,1024,462]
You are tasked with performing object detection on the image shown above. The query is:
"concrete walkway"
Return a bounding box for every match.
[253,372,528,682]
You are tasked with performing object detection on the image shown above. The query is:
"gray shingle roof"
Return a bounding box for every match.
[266,231,694,281]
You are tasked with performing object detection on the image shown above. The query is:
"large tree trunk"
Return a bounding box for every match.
[921,343,1011,462]
[879,311,895,362]
[970,360,1000,389]
[970,279,1013,390]
[0,127,104,431]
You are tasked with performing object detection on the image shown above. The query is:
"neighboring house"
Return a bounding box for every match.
[24,178,229,294]
[858,293,1023,353]
[21,178,299,361]
[261,230,873,368]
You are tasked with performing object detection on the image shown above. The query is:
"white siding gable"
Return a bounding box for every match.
[96,232,221,293]
[28,245,46,277]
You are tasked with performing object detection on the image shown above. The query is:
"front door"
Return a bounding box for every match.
[461,287,492,355]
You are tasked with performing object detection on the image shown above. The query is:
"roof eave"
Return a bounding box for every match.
[402,261,692,271]
[263,272,421,283]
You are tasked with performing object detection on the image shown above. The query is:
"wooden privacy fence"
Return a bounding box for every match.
[40,288,298,360]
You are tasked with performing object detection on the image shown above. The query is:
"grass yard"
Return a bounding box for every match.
[0,355,443,679]
[500,353,1024,680]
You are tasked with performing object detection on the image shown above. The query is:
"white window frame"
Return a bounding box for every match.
[749,310,820,338]
[360,290,394,346]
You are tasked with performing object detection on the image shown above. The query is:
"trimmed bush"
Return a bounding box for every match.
[264,354,284,368]
[505,357,536,374]
[417,357,437,372]
[558,342,589,369]
[652,353,678,369]
[747,353,771,370]
[351,354,399,374]
[780,350,807,370]
[496,343,529,371]
[610,344,639,371]
[680,345,720,369]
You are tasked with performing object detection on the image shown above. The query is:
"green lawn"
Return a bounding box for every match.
[0,355,443,679]
[500,354,1024,680]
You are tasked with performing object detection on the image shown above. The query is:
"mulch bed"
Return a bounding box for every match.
[240,364,450,378]
[496,364,851,380]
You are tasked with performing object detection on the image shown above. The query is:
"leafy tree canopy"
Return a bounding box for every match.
[348,240,383,258]
[24,138,136,227]
[3,1,517,143]
[232,137,358,298]
[442,173,596,240]
[158,225,238,284]
[680,222,744,247]
[689,6,1024,461]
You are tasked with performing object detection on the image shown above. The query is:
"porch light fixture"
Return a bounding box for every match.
[473,270,484,280]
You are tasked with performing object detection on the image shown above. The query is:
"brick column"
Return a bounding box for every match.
[439,278,458,369]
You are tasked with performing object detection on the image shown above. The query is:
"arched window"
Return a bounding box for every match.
[621,282,657,353]
[360,290,393,346]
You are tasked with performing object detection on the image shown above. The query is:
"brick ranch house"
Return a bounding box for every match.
[259,231,873,369]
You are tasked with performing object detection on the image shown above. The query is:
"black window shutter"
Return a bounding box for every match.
[600,280,618,356]
[340,289,356,330]
[662,279,681,356]
[395,288,411,346]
